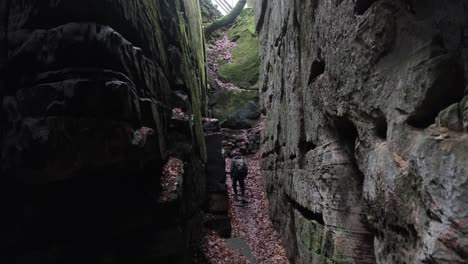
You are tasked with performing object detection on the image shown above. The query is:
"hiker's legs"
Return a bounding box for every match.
[239,176,245,198]
[232,177,239,196]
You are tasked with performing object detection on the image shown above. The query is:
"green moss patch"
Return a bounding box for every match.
[218,8,260,88]
[210,90,258,122]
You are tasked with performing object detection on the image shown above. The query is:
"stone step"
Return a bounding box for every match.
[224,238,258,264]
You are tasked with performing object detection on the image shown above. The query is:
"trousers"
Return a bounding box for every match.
[232,175,245,197]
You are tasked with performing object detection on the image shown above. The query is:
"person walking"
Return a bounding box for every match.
[230,153,248,203]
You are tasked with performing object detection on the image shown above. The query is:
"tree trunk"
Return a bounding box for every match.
[204,0,247,38]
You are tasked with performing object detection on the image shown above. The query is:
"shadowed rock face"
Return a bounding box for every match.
[1,1,207,263]
[255,0,468,263]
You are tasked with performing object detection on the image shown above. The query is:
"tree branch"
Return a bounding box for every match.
[204,0,247,38]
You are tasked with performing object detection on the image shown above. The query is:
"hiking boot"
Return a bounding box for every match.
[240,195,246,203]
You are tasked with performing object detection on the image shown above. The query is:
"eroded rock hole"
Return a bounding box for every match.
[375,114,388,140]
[273,140,285,162]
[287,194,325,225]
[388,224,418,241]
[334,118,358,153]
[299,140,316,154]
[334,118,365,186]
[298,139,317,168]
[280,75,285,100]
[308,60,325,85]
[354,0,376,15]
[407,61,465,128]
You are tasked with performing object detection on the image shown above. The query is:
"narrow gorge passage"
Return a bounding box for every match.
[199,4,289,261]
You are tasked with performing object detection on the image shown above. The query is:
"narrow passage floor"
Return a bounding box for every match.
[203,153,289,264]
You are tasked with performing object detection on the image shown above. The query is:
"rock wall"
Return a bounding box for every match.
[1,0,208,263]
[255,0,468,263]
[203,119,231,237]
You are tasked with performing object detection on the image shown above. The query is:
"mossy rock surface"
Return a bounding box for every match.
[227,8,256,38]
[211,90,258,122]
[218,8,260,88]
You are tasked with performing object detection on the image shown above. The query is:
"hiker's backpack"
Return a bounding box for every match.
[234,158,248,177]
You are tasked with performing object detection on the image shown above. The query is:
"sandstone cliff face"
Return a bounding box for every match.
[255,0,468,263]
[1,1,207,263]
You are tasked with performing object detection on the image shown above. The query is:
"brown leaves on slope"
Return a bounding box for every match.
[206,31,249,92]
[158,157,183,203]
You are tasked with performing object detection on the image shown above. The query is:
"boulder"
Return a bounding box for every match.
[210,89,258,122]
[221,100,260,129]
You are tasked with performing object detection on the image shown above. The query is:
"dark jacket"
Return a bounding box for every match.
[230,156,248,178]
